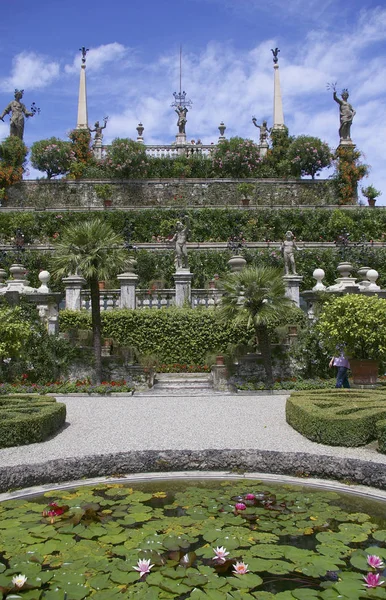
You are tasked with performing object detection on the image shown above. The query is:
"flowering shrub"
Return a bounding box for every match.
[288,135,332,179]
[212,137,262,177]
[105,138,149,178]
[68,128,94,178]
[333,146,368,204]
[0,136,27,198]
[30,137,73,179]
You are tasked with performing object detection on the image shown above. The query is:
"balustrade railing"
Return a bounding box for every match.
[99,143,215,160]
[80,288,221,310]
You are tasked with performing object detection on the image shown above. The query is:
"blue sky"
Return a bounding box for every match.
[0,0,385,203]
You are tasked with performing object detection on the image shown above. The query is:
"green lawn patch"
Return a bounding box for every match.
[286,389,386,450]
[0,394,66,448]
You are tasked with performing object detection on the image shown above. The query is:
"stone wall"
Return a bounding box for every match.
[5,178,338,209]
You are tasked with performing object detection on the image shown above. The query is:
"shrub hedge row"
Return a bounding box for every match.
[0,394,66,448]
[59,308,255,365]
[286,389,386,449]
[1,207,386,244]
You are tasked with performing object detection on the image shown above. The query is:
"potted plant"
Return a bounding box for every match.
[237,183,255,206]
[95,183,113,208]
[317,295,386,384]
[361,184,382,207]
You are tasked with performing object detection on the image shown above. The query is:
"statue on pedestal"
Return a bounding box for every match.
[0,89,35,140]
[89,117,108,146]
[175,105,188,135]
[281,231,300,275]
[252,118,271,144]
[170,216,189,269]
[330,84,356,142]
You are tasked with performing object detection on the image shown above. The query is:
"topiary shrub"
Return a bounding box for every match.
[0,395,66,448]
[286,389,386,447]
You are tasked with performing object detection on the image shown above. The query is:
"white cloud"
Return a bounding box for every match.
[64,43,131,75]
[0,52,59,92]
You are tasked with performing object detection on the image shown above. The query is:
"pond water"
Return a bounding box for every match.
[1,478,386,599]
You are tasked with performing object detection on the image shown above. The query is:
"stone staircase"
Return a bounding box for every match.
[140,372,218,396]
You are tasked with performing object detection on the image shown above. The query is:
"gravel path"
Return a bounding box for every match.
[0,393,385,468]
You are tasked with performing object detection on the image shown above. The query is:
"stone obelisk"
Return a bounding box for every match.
[76,47,89,129]
[271,48,285,131]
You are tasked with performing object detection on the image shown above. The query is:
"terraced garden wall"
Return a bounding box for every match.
[5,178,338,209]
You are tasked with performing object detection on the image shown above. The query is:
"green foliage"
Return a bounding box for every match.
[288,136,332,179]
[361,184,382,200]
[286,389,386,447]
[59,308,255,365]
[105,138,149,178]
[68,128,94,178]
[317,295,386,360]
[0,302,80,383]
[333,146,369,205]
[0,394,66,447]
[212,137,263,177]
[0,135,28,168]
[30,137,73,179]
[288,324,332,379]
[265,126,294,177]
[94,183,113,200]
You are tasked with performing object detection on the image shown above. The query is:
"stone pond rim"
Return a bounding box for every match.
[1,448,386,495]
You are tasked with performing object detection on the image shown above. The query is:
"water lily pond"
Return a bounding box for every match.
[2,479,386,599]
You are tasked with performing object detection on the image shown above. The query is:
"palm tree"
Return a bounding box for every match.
[51,219,129,384]
[219,266,298,385]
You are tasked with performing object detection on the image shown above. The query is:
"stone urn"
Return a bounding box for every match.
[336,262,353,278]
[228,255,247,272]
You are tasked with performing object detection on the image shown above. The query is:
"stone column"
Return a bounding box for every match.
[272,63,285,131]
[117,271,138,309]
[76,61,88,129]
[173,268,193,307]
[62,274,86,310]
[283,275,303,307]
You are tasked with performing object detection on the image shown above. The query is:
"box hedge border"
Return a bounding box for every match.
[0,394,66,448]
[286,389,386,449]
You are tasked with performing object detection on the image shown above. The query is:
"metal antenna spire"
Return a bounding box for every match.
[171,45,192,110]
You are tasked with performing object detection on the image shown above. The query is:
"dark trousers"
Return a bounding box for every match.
[335,366,350,388]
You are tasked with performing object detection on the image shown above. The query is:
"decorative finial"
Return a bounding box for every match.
[271,48,280,64]
[79,47,89,64]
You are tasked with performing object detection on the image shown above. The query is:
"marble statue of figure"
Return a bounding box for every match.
[281,231,300,275]
[0,89,33,140]
[89,118,108,145]
[170,217,189,269]
[175,105,188,134]
[333,88,356,142]
[252,118,271,144]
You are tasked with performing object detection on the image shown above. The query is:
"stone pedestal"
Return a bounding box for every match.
[228,255,247,273]
[173,268,193,307]
[283,275,303,307]
[259,143,268,158]
[92,140,103,161]
[175,133,186,148]
[62,274,86,310]
[117,272,138,309]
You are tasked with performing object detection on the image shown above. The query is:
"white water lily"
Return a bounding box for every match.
[12,574,27,588]
[213,546,230,562]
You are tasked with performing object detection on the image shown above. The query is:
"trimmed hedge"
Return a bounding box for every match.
[0,394,66,448]
[59,308,255,365]
[286,389,386,448]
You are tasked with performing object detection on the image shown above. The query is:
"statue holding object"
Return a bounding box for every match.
[329,83,356,143]
[252,117,271,144]
[89,117,109,145]
[175,105,188,135]
[0,89,38,140]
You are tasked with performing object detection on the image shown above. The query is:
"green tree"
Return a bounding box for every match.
[30,137,73,179]
[50,219,129,383]
[0,305,33,360]
[288,135,332,179]
[0,136,28,199]
[218,266,298,384]
[264,126,294,177]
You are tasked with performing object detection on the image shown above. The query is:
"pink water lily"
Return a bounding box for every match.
[133,558,154,578]
[363,572,385,588]
[245,494,255,500]
[233,561,249,575]
[367,555,384,569]
[235,502,247,511]
[213,546,230,562]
